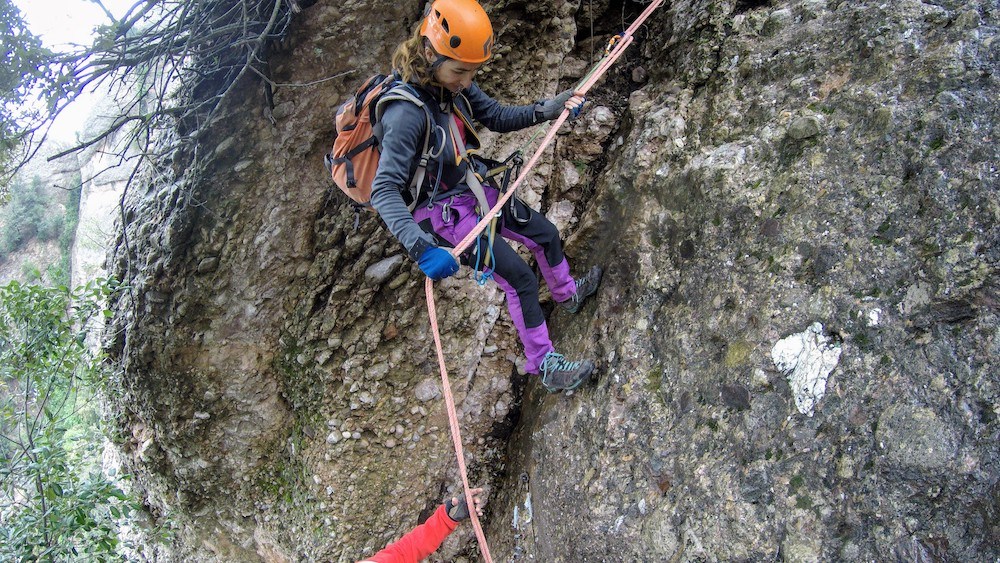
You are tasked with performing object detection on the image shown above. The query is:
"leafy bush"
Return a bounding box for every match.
[0,0,53,192]
[36,212,64,242]
[0,279,138,561]
[18,261,40,282]
[0,175,46,254]
[45,259,70,289]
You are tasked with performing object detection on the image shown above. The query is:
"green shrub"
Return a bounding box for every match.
[0,175,46,254]
[37,212,64,241]
[0,279,139,561]
[19,261,41,282]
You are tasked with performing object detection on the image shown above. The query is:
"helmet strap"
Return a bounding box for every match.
[430,55,449,71]
[423,40,450,72]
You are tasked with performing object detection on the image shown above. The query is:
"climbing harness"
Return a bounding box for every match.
[446,111,502,284]
[498,152,529,226]
[470,151,526,285]
[425,1,664,560]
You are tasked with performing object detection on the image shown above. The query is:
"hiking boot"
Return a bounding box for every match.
[540,351,594,393]
[560,265,603,313]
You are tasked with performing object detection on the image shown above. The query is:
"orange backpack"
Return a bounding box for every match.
[324,74,436,209]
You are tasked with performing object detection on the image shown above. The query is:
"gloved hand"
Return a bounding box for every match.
[444,487,484,522]
[418,246,459,280]
[535,89,585,121]
[445,497,471,521]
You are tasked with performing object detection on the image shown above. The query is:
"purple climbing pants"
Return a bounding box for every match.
[413,187,576,374]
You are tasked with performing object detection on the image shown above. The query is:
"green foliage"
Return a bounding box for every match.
[36,212,65,242]
[0,175,48,255]
[0,0,54,192]
[0,278,137,561]
[19,261,41,282]
[0,174,70,279]
[47,170,82,288]
[2,0,307,194]
[44,260,70,289]
[0,167,82,286]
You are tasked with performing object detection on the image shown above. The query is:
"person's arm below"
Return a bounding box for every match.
[360,504,459,563]
[358,488,484,563]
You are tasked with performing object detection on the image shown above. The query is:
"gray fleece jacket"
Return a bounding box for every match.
[370,81,543,261]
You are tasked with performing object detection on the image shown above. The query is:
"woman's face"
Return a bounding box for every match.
[426,48,481,92]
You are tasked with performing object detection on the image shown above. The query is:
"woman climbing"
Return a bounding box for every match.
[372,0,602,392]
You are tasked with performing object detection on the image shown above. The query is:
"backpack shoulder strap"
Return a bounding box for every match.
[373,82,436,129]
[373,83,441,211]
[454,91,474,121]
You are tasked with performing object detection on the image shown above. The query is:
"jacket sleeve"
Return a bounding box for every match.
[359,504,460,563]
[370,99,440,261]
[463,82,540,133]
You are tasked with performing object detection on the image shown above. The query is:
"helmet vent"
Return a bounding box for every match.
[440,17,450,34]
[449,36,461,48]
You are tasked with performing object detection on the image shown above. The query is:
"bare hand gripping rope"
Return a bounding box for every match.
[425,1,664,560]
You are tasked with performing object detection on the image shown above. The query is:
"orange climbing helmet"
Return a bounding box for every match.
[420,0,494,64]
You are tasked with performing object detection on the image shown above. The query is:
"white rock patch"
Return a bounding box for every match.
[771,322,842,416]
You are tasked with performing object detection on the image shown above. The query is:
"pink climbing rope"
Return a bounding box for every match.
[424,1,664,560]
[425,277,494,562]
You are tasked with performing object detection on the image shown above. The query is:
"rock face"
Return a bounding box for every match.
[106,0,998,561]
[73,129,132,289]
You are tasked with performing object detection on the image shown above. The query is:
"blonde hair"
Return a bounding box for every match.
[392,27,432,85]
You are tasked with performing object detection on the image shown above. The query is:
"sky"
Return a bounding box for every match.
[13,0,138,141]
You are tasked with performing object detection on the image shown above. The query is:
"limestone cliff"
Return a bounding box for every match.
[105,0,998,561]
[72,106,135,290]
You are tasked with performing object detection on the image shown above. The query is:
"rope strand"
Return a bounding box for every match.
[425,277,494,562]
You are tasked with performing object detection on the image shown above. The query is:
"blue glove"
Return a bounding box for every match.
[418,247,459,280]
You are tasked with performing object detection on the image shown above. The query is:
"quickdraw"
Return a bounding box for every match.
[472,223,496,286]
[604,33,625,57]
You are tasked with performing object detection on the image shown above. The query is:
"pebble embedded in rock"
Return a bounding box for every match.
[787,115,823,139]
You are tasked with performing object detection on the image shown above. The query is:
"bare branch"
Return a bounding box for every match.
[28,0,310,171]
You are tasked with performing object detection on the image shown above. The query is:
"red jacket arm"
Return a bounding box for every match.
[359,504,460,563]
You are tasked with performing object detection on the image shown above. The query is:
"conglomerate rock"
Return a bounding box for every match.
[105,0,998,561]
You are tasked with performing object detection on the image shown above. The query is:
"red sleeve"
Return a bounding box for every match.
[360,505,460,563]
